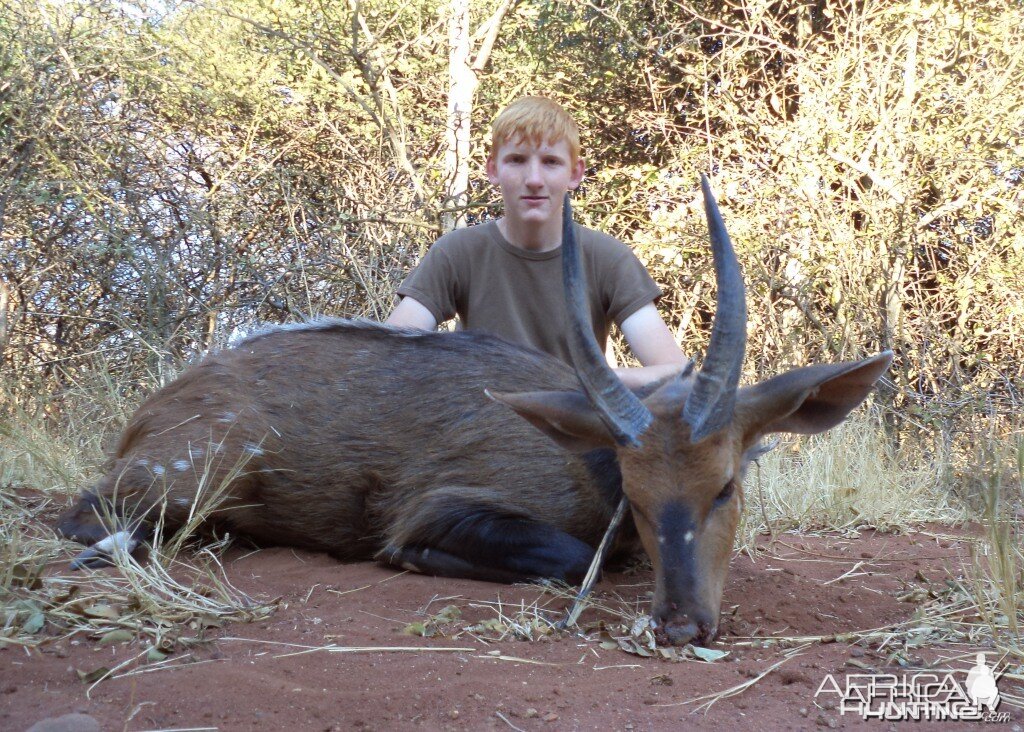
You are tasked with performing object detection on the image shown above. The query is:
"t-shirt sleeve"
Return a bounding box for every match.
[396,240,459,324]
[601,245,664,327]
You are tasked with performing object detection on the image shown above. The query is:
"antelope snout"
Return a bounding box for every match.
[653,606,718,647]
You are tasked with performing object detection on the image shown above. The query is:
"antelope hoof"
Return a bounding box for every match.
[68,531,140,570]
[70,546,115,571]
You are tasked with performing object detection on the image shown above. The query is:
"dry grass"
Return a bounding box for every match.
[0,378,274,656]
[739,411,966,548]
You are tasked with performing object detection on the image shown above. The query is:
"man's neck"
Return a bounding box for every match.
[496,216,563,253]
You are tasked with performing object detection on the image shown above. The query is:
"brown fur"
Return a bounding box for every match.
[58,321,619,559]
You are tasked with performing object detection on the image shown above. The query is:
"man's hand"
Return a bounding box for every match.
[612,362,690,389]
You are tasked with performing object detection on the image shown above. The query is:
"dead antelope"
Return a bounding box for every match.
[58,177,891,645]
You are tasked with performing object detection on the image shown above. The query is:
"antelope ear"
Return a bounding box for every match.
[737,352,893,438]
[486,389,618,453]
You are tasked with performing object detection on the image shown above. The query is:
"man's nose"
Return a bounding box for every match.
[525,159,544,186]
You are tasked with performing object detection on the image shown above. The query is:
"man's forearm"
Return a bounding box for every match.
[612,362,690,389]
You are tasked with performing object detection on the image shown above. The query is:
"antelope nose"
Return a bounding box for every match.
[654,610,717,646]
[659,619,700,646]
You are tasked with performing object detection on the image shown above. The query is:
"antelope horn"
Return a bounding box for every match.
[561,194,653,447]
[682,175,747,443]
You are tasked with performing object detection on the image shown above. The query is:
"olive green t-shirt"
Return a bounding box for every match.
[396,221,662,364]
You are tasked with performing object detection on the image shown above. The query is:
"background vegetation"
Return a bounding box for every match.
[0,0,1021,669]
[2,0,1021,401]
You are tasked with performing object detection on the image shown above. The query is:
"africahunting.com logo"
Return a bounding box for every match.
[815,653,1010,722]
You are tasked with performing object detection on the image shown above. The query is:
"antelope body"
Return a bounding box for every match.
[58,179,892,645]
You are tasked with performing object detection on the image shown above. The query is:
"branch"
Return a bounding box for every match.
[667,0,807,60]
[215,8,425,203]
[471,0,518,73]
[828,151,906,205]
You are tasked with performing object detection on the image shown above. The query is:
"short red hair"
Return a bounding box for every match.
[489,97,581,164]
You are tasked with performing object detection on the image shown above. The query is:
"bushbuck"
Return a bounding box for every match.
[58,177,892,645]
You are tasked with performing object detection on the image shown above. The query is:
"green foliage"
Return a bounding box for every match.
[0,0,1021,443]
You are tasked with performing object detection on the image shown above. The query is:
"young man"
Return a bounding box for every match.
[386,97,688,388]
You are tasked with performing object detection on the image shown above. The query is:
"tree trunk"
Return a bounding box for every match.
[443,0,477,233]
[0,278,9,363]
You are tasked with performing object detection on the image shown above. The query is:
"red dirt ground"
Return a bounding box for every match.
[4,529,1022,731]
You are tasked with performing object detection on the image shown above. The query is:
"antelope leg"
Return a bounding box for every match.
[378,500,595,585]
[379,545,538,584]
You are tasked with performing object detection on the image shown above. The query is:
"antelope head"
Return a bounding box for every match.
[492,177,892,645]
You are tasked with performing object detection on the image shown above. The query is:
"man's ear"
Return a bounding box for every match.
[485,155,499,185]
[486,389,617,453]
[736,352,893,440]
[568,157,585,190]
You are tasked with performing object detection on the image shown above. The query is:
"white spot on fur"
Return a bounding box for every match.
[152,464,166,476]
[684,531,694,543]
[189,446,204,459]
[94,531,139,555]
[173,460,190,472]
[218,412,237,424]
[174,497,192,507]
[658,535,667,544]
[136,458,150,467]
[243,442,264,457]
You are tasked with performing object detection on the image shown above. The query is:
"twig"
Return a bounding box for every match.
[495,711,526,732]
[475,654,561,666]
[111,657,227,681]
[822,560,867,585]
[755,455,775,544]
[657,645,807,712]
[558,496,629,629]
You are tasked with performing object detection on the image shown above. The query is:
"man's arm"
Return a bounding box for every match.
[385,296,438,331]
[614,303,690,388]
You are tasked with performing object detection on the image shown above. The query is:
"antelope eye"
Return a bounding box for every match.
[713,480,736,507]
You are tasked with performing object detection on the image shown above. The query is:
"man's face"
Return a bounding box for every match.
[486,137,585,227]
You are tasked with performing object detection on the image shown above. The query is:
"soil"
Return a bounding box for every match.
[3,529,1022,731]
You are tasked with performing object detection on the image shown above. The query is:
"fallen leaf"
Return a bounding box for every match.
[98,629,134,646]
[402,621,430,637]
[76,666,112,684]
[21,611,45,635]
[82,604,120,620]
[432,605,461,623]
[690,645,729,662]
[11,562,44,590]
